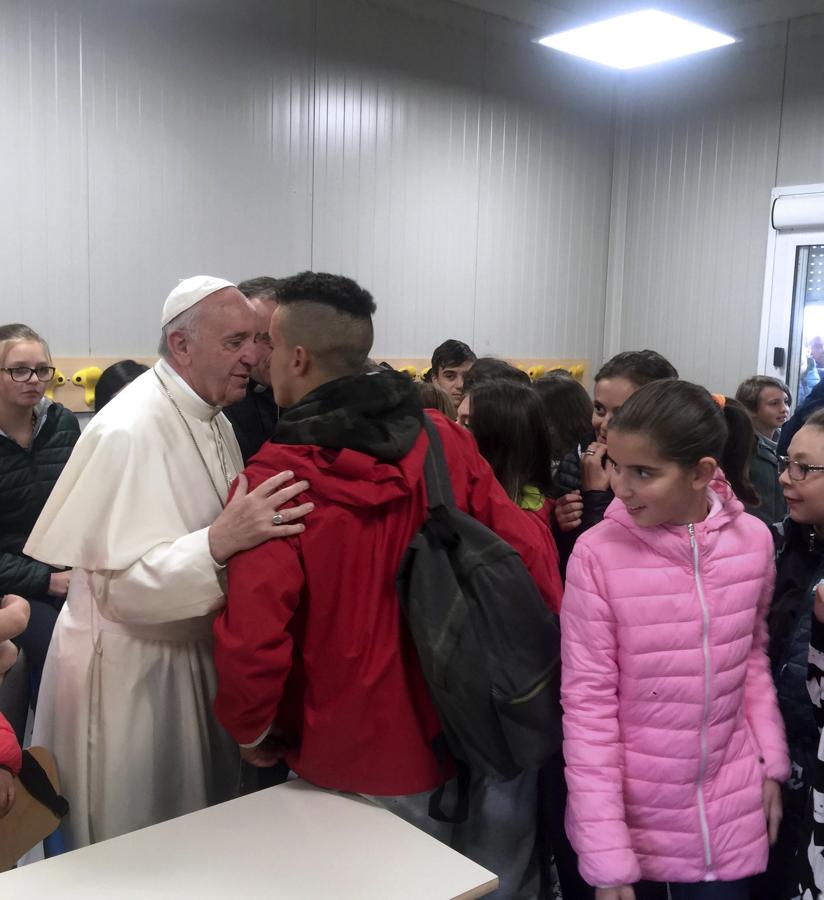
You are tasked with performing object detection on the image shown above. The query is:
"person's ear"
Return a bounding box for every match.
[692,457,717,491]
[292,345,311,377]
[166,329,194,366]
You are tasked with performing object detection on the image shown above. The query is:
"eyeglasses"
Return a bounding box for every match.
[0,366,56,383]
[778,456,824,482]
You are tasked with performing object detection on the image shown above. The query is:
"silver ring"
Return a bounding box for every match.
[583,449,597,455]
[272,512,284,526]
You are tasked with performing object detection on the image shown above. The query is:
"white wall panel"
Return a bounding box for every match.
[312,0,485,356]
[82,0,315,355]
[614,32,786,394]
[1,0,615,363]
[474,37,614,360]
[777,15,824,186]
[0,0,90,353]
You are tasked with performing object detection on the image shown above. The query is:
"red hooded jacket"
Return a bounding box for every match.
[214,410,561,796]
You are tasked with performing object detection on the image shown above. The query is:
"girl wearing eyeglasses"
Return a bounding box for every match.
[0,323,79,733]
[766,408,824,899]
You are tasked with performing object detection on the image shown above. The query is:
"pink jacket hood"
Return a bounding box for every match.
[603,470,736,557]
[561,471,789,888]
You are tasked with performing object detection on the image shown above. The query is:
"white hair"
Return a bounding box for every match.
[157,302,205,359]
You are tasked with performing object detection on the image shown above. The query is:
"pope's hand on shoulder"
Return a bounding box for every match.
[209,470,314,565]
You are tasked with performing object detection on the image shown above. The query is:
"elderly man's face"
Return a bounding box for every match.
[185,288,257,406]
[248,296,277,386]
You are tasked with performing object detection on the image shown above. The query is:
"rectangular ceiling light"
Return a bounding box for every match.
[537,9,736,70]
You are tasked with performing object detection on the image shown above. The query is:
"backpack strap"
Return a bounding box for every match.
[427,734,470,824]
[422,415,456,511]
[18,750,69,820]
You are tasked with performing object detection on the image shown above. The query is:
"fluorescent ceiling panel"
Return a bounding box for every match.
[537,9,736,70]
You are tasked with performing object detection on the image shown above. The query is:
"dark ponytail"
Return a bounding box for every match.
[609,379,759,506]
[718,398,759,506]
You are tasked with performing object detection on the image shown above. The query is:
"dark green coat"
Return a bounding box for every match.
[0,402,80,598]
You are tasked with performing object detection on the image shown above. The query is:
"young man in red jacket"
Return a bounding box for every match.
[212,272,562,893]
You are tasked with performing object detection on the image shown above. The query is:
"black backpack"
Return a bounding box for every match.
[397,415,563,796]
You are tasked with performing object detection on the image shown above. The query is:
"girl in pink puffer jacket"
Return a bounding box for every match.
[561,380,790,900]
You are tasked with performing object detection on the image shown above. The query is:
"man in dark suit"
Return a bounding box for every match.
[224,277,281,464]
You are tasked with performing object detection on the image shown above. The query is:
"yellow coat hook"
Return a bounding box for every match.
[45,368,66,401]
[71,366,102,408]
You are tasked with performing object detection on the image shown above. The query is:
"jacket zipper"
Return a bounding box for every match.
[688,523,713,874]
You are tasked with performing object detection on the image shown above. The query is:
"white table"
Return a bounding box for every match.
[0,779,499,899]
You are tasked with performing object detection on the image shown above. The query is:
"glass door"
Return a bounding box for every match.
[761,230,824,407]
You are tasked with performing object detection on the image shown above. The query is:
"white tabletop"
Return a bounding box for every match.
[0,779,499,899]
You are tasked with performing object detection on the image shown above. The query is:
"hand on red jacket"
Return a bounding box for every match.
[595,886,635,900]
[763,777,782,845]
[209,471,313,564]
[0,769,14,818]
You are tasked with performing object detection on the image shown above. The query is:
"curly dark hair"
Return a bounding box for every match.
[274,271,376,318]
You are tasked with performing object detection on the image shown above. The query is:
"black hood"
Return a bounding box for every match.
[273,371,423,461]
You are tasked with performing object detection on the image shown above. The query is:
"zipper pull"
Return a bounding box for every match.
[688,521,696,549]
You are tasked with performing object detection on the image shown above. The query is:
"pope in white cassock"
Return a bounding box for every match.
[25,276,312,849]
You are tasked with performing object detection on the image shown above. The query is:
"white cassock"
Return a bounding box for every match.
[25,359,242,849]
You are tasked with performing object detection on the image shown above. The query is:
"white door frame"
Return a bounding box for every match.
[758,183,824,395]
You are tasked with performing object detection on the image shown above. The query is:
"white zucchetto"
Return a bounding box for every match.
[160,275,236,328]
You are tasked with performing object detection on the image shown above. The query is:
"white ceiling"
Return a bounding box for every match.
[443,0,824,35]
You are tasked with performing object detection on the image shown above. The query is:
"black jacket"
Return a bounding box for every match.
[553,444,613,574]
[0,402,80,599]
[223,381,280,465]
[769,518,824,766]
[746,435,786,527]
[777,378,824,456]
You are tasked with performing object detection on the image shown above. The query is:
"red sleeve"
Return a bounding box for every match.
[433,415,563,613]
[0,713,21,775]
[212,534,304,745]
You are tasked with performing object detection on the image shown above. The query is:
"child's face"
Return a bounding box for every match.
[592,377,638,444]
[780,425,824,524]
[0,340,50,411]
[754,386,790,437]
[607,430,711,528]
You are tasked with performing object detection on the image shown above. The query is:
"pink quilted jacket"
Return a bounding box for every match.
[561,475,790,888]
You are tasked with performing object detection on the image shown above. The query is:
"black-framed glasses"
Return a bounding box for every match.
[0,365,56,383]
[778,456,824,482]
